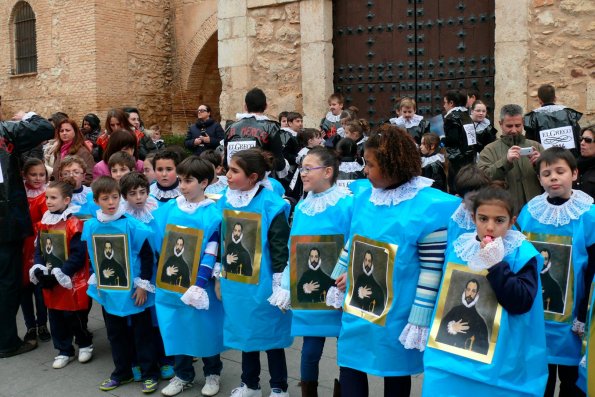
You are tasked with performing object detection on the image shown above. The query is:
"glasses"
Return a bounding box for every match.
[197,109,209,113]
[299,166,327,175]
[580,136,594,144]
[61,171,84,177]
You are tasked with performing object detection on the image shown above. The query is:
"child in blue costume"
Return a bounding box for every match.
[149,150,182,208]
[82,176,160,393]
[58,155,95,219]
[200,149,228,196]
[327,126,459,396]
[447,165,490,247]
[517,147,594,397]
[423,186,548,396]
[219,148,292,397]
[269,147,353,396]
[153,157,225,397]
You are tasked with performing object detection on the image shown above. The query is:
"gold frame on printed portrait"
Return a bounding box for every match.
[92,233,130,290]
[344,235,397,327]
[428,262,503,364]
[524,233,574,323]
[156,225,204,293]
[221,210,262,285]
[40,229,69,263]
[290,234,344,310]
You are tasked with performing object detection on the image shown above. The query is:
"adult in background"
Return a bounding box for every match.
[576,125,595,199]
[124,107,151,160]
[51,118,95,185]
[81,113,102,162]
[0,110,54,358]
[478,104,544,214]
[185,104,225,156]
[96,108,134,160]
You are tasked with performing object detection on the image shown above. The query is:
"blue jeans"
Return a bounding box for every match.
[48,308,92,356]
[241,349,288,391]
[174,354,222,382]
[339,366,411,397]
[301,336,326,381]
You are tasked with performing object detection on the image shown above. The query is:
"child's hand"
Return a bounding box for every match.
[336,273,347,292]
[480,235,493,249]
[132,287,147,306]
[214,279,222,301]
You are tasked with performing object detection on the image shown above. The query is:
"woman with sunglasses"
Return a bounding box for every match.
[577,125,595,199]
[184,104,225,156]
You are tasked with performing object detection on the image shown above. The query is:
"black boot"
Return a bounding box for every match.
[333,378,340,397]
[301,380,318,397]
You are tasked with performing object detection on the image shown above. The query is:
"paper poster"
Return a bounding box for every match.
[226,140,257,165]
[539,126,576,150]
[463,123,477,146]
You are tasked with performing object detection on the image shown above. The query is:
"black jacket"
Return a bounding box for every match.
[576,156,595,200]
[443,108,476,165]
[185,118,225,156]
[523,104,582,157]
[1,115,54,242]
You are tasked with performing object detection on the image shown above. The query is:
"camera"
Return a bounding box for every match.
[519,147,534,156]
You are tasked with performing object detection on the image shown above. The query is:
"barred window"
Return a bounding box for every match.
[13,1,37,74]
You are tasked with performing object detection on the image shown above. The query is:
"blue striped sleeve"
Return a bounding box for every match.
[195,231,219,288]
[330,240,351,280]
[407,229,448,327]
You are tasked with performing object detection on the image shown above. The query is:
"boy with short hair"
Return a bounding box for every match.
[200,150,228,195]
[278,111,289,129]
[517,147,595,397]
[109,152,136,183]
[388,97,430,145]
[82,176,160,393]
[143,153,157,184]
[320,93,344,148]
[150,150,181,207]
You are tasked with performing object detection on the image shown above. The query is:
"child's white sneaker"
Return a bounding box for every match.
[201,375,220,396]
[269,388,288,397]
[78,345,94,363]
[52,355,74,369]
[230,383,262,397]
[161,376,193,396]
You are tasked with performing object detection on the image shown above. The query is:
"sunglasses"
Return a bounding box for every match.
[197,109,209,113]
[581,136,594,144]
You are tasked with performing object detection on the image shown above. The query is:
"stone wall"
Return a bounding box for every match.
[527,0,595,125]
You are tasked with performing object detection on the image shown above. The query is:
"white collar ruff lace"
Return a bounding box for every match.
[473,119,491,131]
[124,196,158,223]
[225,182,262,208]
[339,161,364,173]
[281,127,298,137]
[421,153,445,168]
[299,185,349,216]
[41,204,81,225]
[176,195,215,214]
[150,182,181,201]
[235,113,270,121]
[369,176,433,207]
[26,184,46,198]
[205,176,228,195]
[445,106,468,118]
[390,114,424,128]
[96,203,127,223]
[534,104,566,113]
[453,230,526,263]
[72,185,91,205]
[451,202,475,230]
[527,190,593,226]
[325,112,341,123]
[461,291,479,308]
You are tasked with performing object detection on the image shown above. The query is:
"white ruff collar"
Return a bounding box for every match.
[325,111,341,123]
[174,247,184,257]
[339,161,364,173]
[281,127,298,137]
[421,153,445,168]
[235,113,270,121]
[299,185,349,216]
[72,186,91,205]
[96,203,127,223]
[363,263,374,276]
[175,195,214,214]
[451,202,475,230]
[232,233,243,244]
[205,176,228,195]
[41,204,81,225]
[541,261,551,274]
[534,104,566,113]
[453,230,526,262]
[527,191,593,226]
[445,106,468,117]
[369,176,433,206]
[225,182,262,208]
[473,119,491,131]
[124,196,158,223]
[461,291,479,308]
[26,184,46,198]
[150,182,181,201]
[391,114,424,128]
[309,259,322,271]
[261,176,274,191]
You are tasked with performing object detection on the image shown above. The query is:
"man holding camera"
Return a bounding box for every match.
[478,104,544,213]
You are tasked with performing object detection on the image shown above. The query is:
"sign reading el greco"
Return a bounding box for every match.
[344,235,396,326]
[222,210,262,285]
[429,263,503,364]
[40,230,68,271]
[524,233,573,322]
[290,234,344,310]
[157,225,203,293]
[92,234,130,290]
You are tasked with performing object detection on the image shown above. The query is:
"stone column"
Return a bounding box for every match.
[300,0,334,128]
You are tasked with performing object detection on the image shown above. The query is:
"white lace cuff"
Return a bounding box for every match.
[88,273,97,285]
[325,286,344,309]
[468,237,505,271]
[51,268,73,289]
[572,318,585,335]
[580,355,586,368]
[133,277,155,293]
[272,272,283,288]
[29,264,47,284]
[212,262,222,279]
[180,285,209,310]
[268,272,291,310]
[398,323,429,351]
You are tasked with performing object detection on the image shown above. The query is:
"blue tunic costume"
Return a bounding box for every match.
[423,231,548,396]
[218,185,292,352]
[153,197,224,358]
[336,177,459,376]
[289,186,353,337]
[446,201,472,247]
[517,190,594,365]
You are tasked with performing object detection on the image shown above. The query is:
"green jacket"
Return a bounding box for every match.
[477,135,544,214]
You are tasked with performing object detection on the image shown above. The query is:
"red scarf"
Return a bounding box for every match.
[60,141,73,159]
